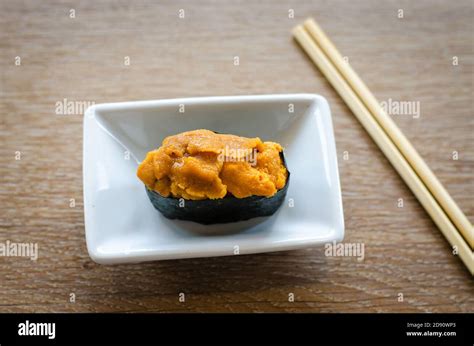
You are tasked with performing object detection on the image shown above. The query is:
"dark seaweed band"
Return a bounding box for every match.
[145,153,290,225]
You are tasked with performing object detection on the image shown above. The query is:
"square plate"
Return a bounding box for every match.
[83,94,344,264]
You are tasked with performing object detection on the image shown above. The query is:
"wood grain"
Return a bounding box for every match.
[0,0,472,313]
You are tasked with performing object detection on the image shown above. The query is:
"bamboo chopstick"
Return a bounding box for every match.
[303,18,474,249]
[292,24,474,274]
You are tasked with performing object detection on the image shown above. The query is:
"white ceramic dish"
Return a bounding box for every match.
[83,94,344,264]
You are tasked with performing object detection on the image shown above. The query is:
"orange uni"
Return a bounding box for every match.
[137,129,288,200]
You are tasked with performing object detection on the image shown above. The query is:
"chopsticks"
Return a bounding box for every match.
[292,19,474,274]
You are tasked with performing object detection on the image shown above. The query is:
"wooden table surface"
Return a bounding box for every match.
[1,0,472,313]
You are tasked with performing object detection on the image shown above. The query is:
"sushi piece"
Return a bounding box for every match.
[137,129,289,224]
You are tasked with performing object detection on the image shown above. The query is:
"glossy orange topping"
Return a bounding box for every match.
[137,129,287,200]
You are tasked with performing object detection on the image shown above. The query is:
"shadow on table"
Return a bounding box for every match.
[96,248,329,305]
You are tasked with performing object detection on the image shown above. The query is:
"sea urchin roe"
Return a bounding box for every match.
[137,129,288,200]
